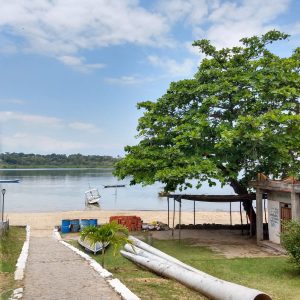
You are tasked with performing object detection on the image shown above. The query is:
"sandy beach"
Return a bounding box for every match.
[7,210,247,229]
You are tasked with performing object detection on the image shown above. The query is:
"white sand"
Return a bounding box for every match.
[7,210,247,229]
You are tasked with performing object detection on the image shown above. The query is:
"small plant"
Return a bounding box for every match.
[80,221,130,267]
[281,220,300,267]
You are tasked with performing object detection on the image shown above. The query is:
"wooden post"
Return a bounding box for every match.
[193,200,195,226]
[172,199,175,237]
[240,201,243,235]
[167,197,170,227]
[256,188,264,243]
[230,202,232,226]
[249,202,253,237]
[179,199,182,243]
[263,198,267,224]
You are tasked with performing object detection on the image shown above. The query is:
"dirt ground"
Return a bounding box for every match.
[147,229,284,258]
[65,228,284,259]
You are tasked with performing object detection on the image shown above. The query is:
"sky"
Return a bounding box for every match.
[0,0,299,157]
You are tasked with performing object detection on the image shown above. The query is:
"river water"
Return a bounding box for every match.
[0,168,237,212]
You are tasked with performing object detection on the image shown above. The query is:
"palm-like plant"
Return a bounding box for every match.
[80,221,129,267]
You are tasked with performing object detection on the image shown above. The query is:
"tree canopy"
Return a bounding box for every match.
[114,31,300,197]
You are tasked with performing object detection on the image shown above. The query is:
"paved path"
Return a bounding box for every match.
[23,230,120,300]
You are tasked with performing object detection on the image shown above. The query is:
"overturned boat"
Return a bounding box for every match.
[85,188,101,205]
[78,237,109,255]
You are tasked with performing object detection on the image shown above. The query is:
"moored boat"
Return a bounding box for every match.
[103,184,125,188]
[0,179,20,183]
[85,188,101,204]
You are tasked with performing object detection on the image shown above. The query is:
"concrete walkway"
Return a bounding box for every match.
[23,230,121,300]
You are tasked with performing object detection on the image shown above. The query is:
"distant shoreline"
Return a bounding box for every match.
[0,166,115,170]
[0,152,120,169]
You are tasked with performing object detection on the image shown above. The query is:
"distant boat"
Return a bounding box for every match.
[78,237,109,255]
[0,179,20,183]
[85,188,101,205]
[103,184,125,188]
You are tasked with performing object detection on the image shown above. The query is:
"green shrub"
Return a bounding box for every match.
[281,220,300,267]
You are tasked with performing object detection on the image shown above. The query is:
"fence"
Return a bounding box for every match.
[0,220,9,236]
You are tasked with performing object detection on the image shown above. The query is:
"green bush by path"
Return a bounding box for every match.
[281,220,300,268]
[0,227,26,300]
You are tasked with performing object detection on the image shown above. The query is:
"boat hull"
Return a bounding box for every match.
[78,238,109,255]
[85,188,101,205]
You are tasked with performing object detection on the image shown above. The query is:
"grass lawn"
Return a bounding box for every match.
[69,236,300,300]
[0,227,26,300]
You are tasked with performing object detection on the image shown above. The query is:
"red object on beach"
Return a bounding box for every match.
[109,216,142,231]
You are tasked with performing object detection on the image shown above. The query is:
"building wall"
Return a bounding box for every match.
[268,191,291,204]
[268,200,281,244]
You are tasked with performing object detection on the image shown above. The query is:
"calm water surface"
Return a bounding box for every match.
[0,168,236,212]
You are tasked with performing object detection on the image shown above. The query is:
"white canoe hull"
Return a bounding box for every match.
[78,237,109,255]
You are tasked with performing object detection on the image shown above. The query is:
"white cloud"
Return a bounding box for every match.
[209,0,289,24]
[0,111,105,154]
[0,0,170,68]
[148,55,196,78]
[0,111,102,133]
[205,0,291,48]
[58,56,105,72]
[156,0,291,49]
[0,98,26,105]
[184,41,206,58]
[156,0,209,25]
[68,122,101,132]
[286,22,300,36]
[105,75,155,85]
[0,0,294,72]
[2,133,86,153]
[0,111,61,126]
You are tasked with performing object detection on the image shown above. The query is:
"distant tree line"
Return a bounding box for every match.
[0,152,120,168]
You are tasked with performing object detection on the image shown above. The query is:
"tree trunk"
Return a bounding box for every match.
[229,179,256,235]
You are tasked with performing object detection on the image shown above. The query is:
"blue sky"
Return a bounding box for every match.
[0,0,299,156]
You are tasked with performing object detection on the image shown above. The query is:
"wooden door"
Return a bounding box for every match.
[281,205,292,233]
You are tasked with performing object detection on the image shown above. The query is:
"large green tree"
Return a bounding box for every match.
[114,31,300,225]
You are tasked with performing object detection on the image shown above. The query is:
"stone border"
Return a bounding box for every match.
[15,225,30,280]
[9,288,24,300]
[54,229,140,300]
[9,225,30,300]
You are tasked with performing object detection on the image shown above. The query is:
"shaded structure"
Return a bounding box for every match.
[164,194,257,240]
[251,174,300,245]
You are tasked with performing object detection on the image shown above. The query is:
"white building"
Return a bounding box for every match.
[252,174,300,245]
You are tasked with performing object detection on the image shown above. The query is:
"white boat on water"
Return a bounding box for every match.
[78,237,109,255]
[85,188,101,204]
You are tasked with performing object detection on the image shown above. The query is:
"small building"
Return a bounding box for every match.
[251,174,300,245]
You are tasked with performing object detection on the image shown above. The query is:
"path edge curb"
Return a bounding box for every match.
[14,225,30,280]
[9,225,30,300]
[54,229,140,300]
